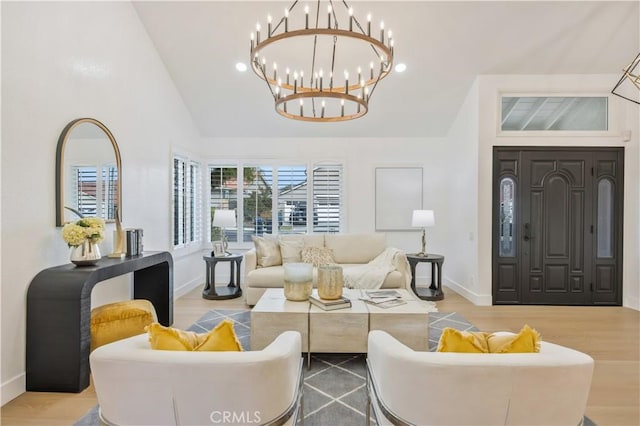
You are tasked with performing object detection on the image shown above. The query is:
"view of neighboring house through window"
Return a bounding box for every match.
[69,164,118,219]
[209,163,343,245]
[173,156,202,247]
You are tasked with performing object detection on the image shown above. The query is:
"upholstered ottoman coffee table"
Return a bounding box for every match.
[250,288,431,365]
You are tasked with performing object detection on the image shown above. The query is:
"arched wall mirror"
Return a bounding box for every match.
[55,118,122,226]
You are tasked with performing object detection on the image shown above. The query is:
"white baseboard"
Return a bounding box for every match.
[441,276,492,306]
[623,296,640,311]
[1,373,24,406]
[174,276,204,299]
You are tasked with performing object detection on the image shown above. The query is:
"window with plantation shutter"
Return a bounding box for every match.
[208,161,343,245]
[277,166,307,235]
[312,164,342,233]
[173,156,202,248]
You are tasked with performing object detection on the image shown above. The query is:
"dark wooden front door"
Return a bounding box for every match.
[493,147,623,305]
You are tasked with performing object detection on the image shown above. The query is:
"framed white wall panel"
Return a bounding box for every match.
[375,167,423,231]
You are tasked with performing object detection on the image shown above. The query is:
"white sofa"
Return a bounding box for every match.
[90,331,303,426]
[366,330,594,426]
[244,233,411,305]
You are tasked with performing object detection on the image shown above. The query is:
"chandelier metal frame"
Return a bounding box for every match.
[612,52,640,105]
[250,0,394,122]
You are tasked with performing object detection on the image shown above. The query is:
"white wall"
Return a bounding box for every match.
[443,79,484,303]
[472,74,640,309]
[1,1,203,404]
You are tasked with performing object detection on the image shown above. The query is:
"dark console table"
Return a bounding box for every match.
[26,251,173,393]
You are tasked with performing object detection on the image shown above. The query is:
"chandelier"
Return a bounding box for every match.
[250,0,394,122]
[612,52,640,105]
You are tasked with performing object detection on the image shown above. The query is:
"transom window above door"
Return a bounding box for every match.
[501,96,608,131]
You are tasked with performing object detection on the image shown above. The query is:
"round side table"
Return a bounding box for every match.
[202,253,243,300]
[407,254,445,301]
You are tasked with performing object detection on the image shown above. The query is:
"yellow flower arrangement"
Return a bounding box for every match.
[62,218,105,247]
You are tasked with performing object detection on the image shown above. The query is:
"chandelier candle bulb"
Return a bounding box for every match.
[357,67,361,84]
[329,72,333,90]
[300,99,303,115]
[293,71,298,93]
[286,68,290,85]
[273,62,277,81]
[327,5,332,28]
[284,8,289,32]
[304,5,309,29]
[367,13,372,36]
[370,62,374,79]
[380,21,385,44]
[250,33,254,50]
[267,15,271,37]
[321,101,325,118]
[300,71,304,87]
[341,99,345,116]
[345,71,349,94]
[256,22,260,43]
[319,69,323,91]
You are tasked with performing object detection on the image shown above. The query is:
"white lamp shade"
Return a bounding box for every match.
[212,209,237,228]
[411,210,435,227]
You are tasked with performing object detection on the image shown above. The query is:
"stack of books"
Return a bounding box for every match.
[309,294,352,311]
[360,290,407,308]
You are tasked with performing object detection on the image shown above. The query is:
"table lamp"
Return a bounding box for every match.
[412,210,435,257]
[212,209,236,253]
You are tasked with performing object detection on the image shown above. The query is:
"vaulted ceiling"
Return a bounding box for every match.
[133,1,639,138]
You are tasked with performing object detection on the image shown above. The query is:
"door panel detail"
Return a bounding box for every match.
[545,174,570,258]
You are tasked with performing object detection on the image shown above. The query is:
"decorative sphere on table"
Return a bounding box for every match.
[283,263,313,301]
[317,265,343,300]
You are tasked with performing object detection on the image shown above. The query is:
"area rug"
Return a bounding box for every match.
[75,310,596,426]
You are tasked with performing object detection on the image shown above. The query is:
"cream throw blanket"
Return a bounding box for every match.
[343,247,411,290]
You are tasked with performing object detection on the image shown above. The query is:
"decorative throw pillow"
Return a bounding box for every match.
[436,328,489,353]
[252,235,282,267]
[437,325,540,353]
[279,237,304,263]
[301,246,335,267]
[146,319,243,351]
[486,325,540,353]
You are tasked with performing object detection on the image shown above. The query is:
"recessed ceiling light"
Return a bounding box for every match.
[395,63,407,73]
[236,62,248,72]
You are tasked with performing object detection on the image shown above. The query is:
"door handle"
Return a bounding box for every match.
[523,223,531,241]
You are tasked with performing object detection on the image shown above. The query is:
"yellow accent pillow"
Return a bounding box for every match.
[252,235,282,267]
[146,319,243,352]
[487,325,541,353]
[90,299,157,352]
[437,325,540,353]
[436,328,490,353]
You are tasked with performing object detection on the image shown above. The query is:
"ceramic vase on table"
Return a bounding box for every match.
[283,263,313,301]
[317,265,344,299]
[70,240,101,266]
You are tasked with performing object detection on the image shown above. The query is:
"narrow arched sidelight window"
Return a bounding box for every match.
[597,179,614,258]
[499,177,516,257]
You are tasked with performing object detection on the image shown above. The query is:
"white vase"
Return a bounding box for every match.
[70,240,101,266]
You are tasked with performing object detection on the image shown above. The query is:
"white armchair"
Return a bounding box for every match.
[90,331,303,426]
[367,330,594,426]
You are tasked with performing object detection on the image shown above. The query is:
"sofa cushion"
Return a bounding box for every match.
[252,235,282,267]
[279,236,304,263]
[302,234,325,248]
[325,234,386,263]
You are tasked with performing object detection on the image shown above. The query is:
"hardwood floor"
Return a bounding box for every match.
[2,286,638,425]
